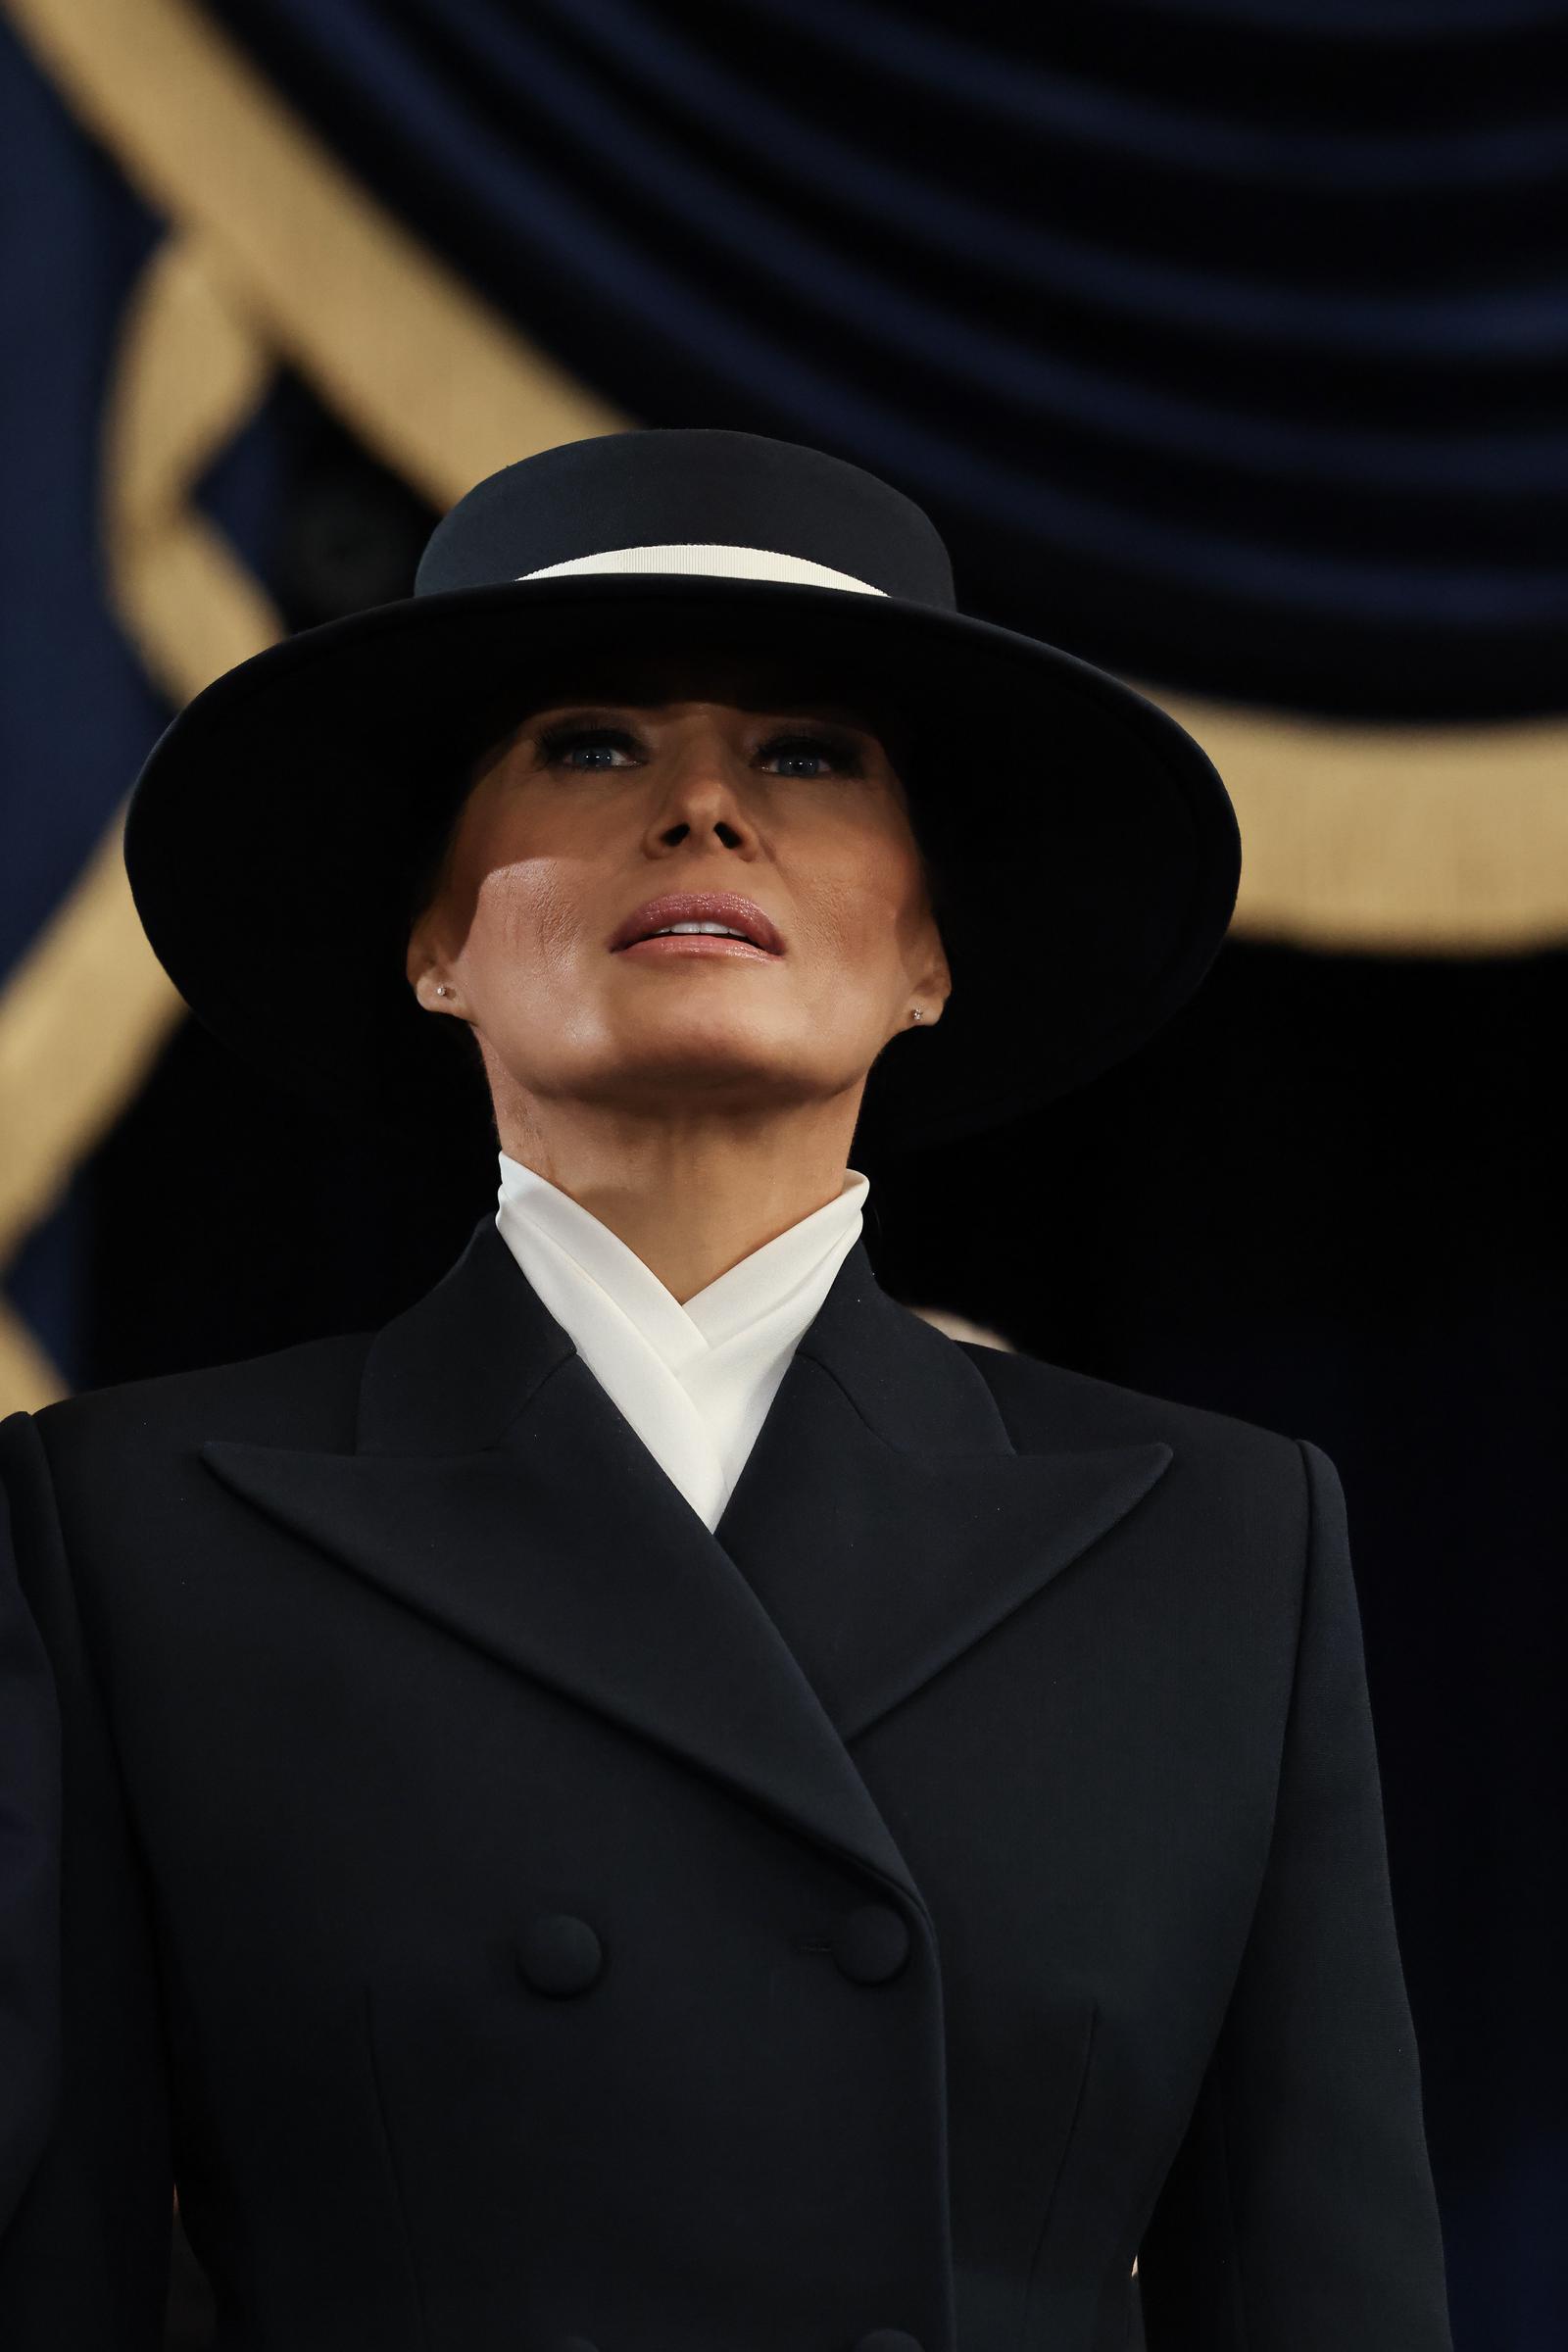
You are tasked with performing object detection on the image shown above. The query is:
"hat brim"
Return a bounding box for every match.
[122,571,1241,1157]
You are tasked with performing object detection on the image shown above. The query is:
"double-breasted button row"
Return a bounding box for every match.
[515,1902,912,1997]
[542,2333,922,2351]
[515,1914,604,1997]
[830,1902,911,1984]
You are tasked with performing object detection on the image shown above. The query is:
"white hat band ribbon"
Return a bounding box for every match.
[515,543,887,595]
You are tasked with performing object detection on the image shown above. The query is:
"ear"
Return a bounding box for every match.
[405,918,452,1011]
[915,912,953,1020]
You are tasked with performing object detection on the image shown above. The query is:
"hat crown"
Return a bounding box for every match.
[414,427,957,610]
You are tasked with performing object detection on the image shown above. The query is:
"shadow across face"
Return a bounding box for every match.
[407,645,940,948]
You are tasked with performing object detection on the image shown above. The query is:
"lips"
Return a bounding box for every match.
[610,891,784,955]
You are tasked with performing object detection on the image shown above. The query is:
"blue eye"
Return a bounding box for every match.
[539,726,636,770]
[760,731,863,778]
[534,722,863,777]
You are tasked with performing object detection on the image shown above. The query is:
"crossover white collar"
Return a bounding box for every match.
[494,1152,870,1532]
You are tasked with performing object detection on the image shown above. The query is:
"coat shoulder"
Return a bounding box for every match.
[18,1326,375,1482]
[947,1330,1308,1482]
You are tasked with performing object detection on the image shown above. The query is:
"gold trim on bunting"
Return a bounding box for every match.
[3,0,626,511]
[0,807,182,1411]
[102,228,283,701]
[1150,690,1568,956]
[0,809,181,1266]
[6,0,1566,948]
[1,0,630,1405]
[0,0,1565,1409]
[0,229,283,1410]
[0,1308,71,1416]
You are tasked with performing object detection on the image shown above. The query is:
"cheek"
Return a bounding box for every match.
[805,860,919,977]
[464,859,579,986]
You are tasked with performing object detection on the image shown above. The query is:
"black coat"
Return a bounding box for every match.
[0,1492,58,2236]
[0,1211,1453,2352]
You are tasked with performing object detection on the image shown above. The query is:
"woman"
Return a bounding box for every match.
[0,429,1451,2350]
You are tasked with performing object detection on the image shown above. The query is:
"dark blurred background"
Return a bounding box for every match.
[2,6,1564,2346]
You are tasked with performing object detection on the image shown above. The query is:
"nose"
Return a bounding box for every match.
[648,732,759,853]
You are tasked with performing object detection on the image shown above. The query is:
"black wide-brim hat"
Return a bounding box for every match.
[123,427,1241,1158]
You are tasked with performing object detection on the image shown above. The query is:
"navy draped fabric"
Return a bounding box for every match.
[207,0,1568,715]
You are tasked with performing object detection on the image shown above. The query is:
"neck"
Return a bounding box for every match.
[495,1101,862,1302]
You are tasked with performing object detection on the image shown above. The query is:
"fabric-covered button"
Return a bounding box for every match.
[831,1902,911,1984]
[515,1914,604,1996]
[850,2331,923,2352]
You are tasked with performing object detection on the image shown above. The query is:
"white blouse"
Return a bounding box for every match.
[494,1152,871,1532]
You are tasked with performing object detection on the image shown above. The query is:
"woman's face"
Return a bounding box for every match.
[405,650,950,1138]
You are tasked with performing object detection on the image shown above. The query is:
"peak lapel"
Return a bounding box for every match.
[201,1217,1172,1921]
[711,1247,1173,1740]
[201,1216,926,1913]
